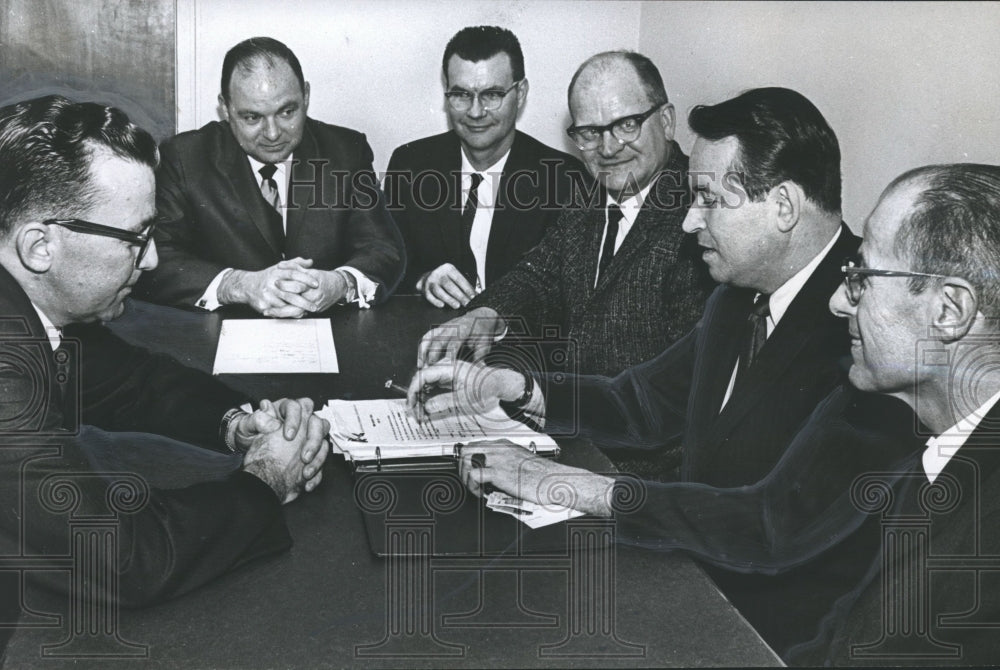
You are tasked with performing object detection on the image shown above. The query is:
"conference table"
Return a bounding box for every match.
[5,297,781,668]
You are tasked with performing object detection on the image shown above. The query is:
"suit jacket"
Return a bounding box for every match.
[385,130,587,290]
[0,262,291,609]
[610,385,922,658]
[792,399,1000,666]
[469,143,714,377]
[544,223,859,487]
[137,118,405,306]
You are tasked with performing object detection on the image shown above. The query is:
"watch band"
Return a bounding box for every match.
[220,407,250,453]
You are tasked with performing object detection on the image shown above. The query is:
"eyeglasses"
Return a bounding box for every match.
[44,218,155,269]
[445,81,522,112]
[566,104,664,151]
[840,255,949,306]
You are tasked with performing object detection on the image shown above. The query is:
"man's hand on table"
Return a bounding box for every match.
[406,360,525,422]
[457,441,615,517]
[416,263,476,309]
[416,306,505,368]
[233,397,330,497]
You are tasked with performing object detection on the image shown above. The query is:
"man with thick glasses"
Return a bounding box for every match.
[385,26,585,308]
[137,37,404,317]
[416,50,713,379]
[0,96,329,630]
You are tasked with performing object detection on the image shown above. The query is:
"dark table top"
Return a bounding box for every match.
[4,297,781,668]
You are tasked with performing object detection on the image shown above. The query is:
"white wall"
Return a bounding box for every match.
[176,0,640,169]
[638,0,1000,227]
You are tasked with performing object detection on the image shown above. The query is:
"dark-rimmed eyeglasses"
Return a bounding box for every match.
[44,218,155,269]
[840,255,948,306]
[445,81,522,112]
[566,104,664,151]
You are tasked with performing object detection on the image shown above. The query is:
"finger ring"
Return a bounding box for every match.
[471,453,486,469]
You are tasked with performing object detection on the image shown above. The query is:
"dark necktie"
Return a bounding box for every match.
[736,293,771,384]
[459,172,484,285]
[258,163,285,251]
[597,203,623,284]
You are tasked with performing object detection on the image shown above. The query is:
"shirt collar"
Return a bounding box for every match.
[923,389,1000,483]
[460,146,512,181]
[247,155,291,184]
[605,181,655,228]
[30,302,62,351]
[765,227,842,327]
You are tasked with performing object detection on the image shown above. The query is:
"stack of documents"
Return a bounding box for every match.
[317,398,558,464]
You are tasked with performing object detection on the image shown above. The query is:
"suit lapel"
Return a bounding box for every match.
[440,134,468,272]
[215,124,283,255]
[591,149,688,295]
[285,123,320,254]
[687,286,752,433]
[486,133,528,285]
[710,225,858,439]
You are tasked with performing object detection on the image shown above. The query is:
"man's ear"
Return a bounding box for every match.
[218,94,230,122]
[15,223,55,273]
[515,78,529,109]
[772,181,804,233]
[657,103,676,142]
[303,81,311,112]
[936,278,979,341]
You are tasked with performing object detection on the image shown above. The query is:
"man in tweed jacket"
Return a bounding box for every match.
[417,51,712,378]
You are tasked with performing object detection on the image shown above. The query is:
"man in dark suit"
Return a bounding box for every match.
[417,51,713,377]
[385,26,586,308]
[0,95,329,644]
[410,86,860,647]
[137,37,404,317]
[789,163,1000,665]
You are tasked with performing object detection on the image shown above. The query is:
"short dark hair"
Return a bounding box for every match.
[889,163,1000,318]
[0,95,158,236]
[221,37,305,102]
[442,26,524,83]
[688,87,841,215]
[568,51,668,108]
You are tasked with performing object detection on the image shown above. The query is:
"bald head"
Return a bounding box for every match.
[568,51,667,110]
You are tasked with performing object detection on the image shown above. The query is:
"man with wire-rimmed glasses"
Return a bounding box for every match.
[0,96,330,634]
[386,25,585,309]
[416,50,713,379]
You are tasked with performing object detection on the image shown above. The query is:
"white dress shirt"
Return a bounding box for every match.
[923,389,1000,483]
[30,302,62,352]
[460,147,511,293]
[196,154,378,310]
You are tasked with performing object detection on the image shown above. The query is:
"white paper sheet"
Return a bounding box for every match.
[212,319,339,374]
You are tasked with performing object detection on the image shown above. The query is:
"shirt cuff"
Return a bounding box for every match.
[196,269,234,311]
[337,266,377,309]
[523,377,546,429]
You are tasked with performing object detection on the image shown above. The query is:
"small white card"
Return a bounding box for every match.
[486,492,585,529]
[212,319,339,374]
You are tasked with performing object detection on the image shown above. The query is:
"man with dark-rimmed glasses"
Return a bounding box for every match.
[385,25,585,309]
[0,96,330,645]
[416,50,713,379]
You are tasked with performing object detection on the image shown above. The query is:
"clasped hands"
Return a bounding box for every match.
[233,397,330,504]
[220,257,349,318]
